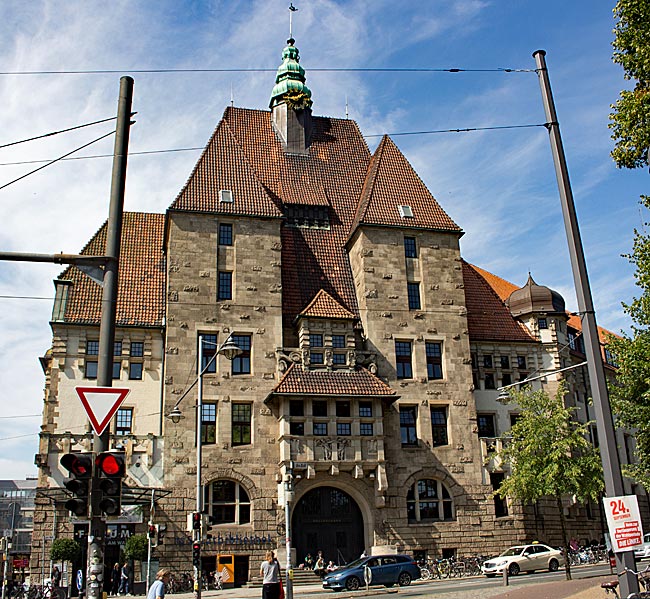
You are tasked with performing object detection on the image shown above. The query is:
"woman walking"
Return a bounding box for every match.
[259,550,281,599]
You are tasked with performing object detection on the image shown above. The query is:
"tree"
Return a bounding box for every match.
[494,384,604,580]
[50,538,81,562]
[607,195,650,489]
[610,0,650,169]
[123,534,148,562]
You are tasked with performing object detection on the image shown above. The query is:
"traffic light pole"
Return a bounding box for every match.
[85,76,133,599]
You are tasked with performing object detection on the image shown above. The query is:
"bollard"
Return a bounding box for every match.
[503,566,509,586]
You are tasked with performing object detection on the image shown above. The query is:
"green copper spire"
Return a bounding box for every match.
[269,38,313,110]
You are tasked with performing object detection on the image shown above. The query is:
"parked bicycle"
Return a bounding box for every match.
[601,565,650,599]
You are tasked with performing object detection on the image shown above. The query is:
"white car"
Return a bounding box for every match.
[635,533,650,560]
[482,543,563,577]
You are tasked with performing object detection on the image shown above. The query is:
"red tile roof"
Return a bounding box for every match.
[270,363,397,397]
[299,289,356,320]
[462,261,534,342]
[58,212,165,327]
[351,135,461,235]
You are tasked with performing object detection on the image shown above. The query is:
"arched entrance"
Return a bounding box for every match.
[292,486,364,566]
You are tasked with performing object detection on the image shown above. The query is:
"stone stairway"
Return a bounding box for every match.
[246,568,322,588]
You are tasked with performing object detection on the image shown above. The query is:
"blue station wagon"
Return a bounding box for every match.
[322,554,421,591]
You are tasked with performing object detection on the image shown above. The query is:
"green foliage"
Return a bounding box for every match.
[50,538,81,562]
[495,384,604,504]
[610,0,650,169]
[123,534,148,562]
[607,196,650,488]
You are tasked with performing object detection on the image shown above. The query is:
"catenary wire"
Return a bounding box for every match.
[0,67,536,75]
[0,122,548,167]
[0,130,115,191]
[0,115,121,150]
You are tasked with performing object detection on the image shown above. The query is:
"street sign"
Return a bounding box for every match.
[603,494,645,552]
[75,386,130,435]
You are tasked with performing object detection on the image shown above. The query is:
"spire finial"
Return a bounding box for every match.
[289,3,298,40]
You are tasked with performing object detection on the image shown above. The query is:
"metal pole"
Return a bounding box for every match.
[284,464,293,599]
[87,75,133,599]
[195,337,204,599]
[533,50,638,597]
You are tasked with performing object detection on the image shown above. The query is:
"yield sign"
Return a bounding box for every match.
[75,386,130,435]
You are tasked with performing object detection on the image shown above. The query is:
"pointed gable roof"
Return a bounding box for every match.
[350,135,462,237]
[299,289,356,320]
[170,114,282,218]
[59,212,165,327]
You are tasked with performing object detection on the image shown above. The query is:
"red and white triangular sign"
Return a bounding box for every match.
[75,386,131,435]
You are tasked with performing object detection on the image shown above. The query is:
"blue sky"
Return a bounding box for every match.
[0,0,646,479]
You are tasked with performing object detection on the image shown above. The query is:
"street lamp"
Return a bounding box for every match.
[496,361,588,403]
[166,334,242,599]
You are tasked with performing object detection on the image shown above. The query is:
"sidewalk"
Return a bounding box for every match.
[487,573,613,599]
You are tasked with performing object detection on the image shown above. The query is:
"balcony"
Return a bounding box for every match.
[479,436,510,472]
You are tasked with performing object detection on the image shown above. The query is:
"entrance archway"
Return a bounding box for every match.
[292,486,364,567]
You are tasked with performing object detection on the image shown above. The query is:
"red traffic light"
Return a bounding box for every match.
[96,452,125,477]
[61,453,93,477]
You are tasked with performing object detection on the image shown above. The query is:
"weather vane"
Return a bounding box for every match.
[289,3,298,40]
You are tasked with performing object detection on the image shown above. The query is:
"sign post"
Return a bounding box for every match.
[603,495,645,553]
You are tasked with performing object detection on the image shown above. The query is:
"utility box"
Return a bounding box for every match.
[216,554,234,588]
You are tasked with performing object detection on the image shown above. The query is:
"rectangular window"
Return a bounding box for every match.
[517,356,527,369]
[490,472,508,517]
[313,422,328,436]
[400,406,418,447]
[218,271,233,300]
[360,422,373,436]
[501,372,512,386]
[336,401,350,417]
[231,334,251,375]
[430,407,448,446]
[404,237,417,258]
[129,362,143,380]
[426,342,443,380]
[116,408,133,436]
[232,404,251,446]
[113,341,122,356]
[538,317,548,329]
[130,342,144,357]
[332,353,346,365]
[407,282,421,310]
[477,414,496,437]
[312,401,327,417]
[290,422,304,436]
[395,341,413,379]
[500,356,510,369]
[310,334,323,347]
[289,400,304,416]
[337,422,351,436]
[112,361,121,379]
[310,333,324,364]
[200,334,218,373]
[85,361,98,379]
[219,223,233,246]
[201,403,217,444]
[359,401,373,418]
[483,355,493,368]
[87,340,99,355]
[484,373,496,389]
[332,335,346,348]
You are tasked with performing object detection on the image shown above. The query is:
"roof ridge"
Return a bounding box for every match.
[299,289,356,319]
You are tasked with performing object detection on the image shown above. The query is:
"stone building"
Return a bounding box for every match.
[30,37,646,586]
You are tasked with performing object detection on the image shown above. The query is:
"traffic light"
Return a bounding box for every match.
[192,542,201,568]
[95,452,125,516]
[148,524,159,547]
[192,512,201,531]
[61,452,93,517]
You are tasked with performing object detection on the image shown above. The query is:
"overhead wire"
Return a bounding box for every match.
[0,123,548,167]
[0,115,120,150]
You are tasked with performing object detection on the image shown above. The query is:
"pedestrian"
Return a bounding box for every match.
[314,551,326,578]
[304,553,314,569]
[51,566,61,588]
[259,550,281,599]
[111,563,121,596]
[118,562,130,595]
[147,569,170,599]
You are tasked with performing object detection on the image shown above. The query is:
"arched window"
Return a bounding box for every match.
[204,480,250,525]
[406,479,454,522]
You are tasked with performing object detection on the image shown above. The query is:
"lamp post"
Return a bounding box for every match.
[283,462,294,599]
[533,50,638,597]
[166,334,242,599]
